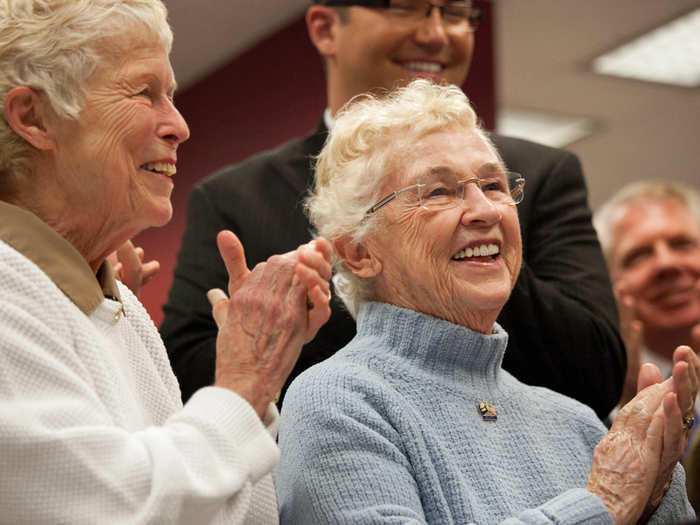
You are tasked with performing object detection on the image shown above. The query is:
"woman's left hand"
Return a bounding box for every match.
[587,381,670,525]
[637,345,700,518]
[107,240,160,298]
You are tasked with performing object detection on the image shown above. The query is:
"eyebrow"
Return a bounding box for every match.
[476,162,508,178]
[414,163,507,183]
[131,70,178,96]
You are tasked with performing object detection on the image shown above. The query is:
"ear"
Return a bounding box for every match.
[334,235,382,278]
[306,5,342,59]
[3,86,55,151]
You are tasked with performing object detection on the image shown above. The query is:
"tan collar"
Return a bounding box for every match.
[0,201,121,314]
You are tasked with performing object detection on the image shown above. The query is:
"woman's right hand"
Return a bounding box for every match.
[585,381,680,524]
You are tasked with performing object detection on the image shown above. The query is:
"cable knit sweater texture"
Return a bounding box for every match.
[276,301,694,524]
[0,237,279,525]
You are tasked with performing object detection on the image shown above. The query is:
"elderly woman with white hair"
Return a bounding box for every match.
[275,80,697,524]
[0,1,332,523]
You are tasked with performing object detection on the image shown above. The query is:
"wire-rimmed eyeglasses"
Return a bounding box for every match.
[366,171,525,215]
[318,0,483,30]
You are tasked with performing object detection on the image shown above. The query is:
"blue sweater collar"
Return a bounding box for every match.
[355,302,509,381]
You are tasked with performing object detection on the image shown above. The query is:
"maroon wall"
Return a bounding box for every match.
[136,4,495,325]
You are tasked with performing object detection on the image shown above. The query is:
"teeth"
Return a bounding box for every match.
[141,162,176,176]
[403,61,442,73]
[453,244,500,260]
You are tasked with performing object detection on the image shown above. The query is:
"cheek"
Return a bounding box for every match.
[449,31,472,60]
[613,266,648,294]
[87,105,144,161]
[683,252,700,273]
[396,209,452,267]
[502,210,522,277]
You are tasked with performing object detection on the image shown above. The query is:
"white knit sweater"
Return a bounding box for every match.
[0,237,279,524]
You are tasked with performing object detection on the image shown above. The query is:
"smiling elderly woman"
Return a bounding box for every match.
[275,80,697,524]
[0,1,332,524]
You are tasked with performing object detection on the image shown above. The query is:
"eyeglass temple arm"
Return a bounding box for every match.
[316,0,390,7]
[367,192,398,215]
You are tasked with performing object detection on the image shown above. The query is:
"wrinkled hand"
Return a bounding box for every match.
[593,345,700,523]
[107,240,160,298]
[587,382,671,524]
[209,231,332,418]
[638,346,698,520]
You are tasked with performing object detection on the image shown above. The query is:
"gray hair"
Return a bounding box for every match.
[0,0,172,180]
[594,180,700,260]
[306,79,496,317]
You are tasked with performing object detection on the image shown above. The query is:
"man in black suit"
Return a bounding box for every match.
[162,1,625,419]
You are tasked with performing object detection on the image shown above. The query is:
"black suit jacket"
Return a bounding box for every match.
[161,121,625,419]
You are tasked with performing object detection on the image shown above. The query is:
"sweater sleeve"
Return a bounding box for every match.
[0,276,279,524]
[276,371,614,525]
[648,464,696,524]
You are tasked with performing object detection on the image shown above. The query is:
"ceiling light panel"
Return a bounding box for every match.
[592,8,700,88]
[496,109,595,149]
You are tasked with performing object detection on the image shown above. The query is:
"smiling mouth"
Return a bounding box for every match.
[141,162,176,177]
[650,286,695,304]
[400,61,444,74]
[453,243,500,261]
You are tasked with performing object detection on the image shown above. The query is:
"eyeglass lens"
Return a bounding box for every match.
[389,0,481,27]
[416,173,523,209]
[321,1,481,29]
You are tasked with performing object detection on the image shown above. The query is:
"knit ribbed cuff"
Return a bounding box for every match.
[183,386,280,483]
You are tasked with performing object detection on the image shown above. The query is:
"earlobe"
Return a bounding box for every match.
[3,86,54,151]
[333,236,382,278]
[306,5,340,58]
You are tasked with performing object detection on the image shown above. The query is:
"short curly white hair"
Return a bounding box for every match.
[594,180,700,260]
[306,79,498,317]
[0,0,172,181]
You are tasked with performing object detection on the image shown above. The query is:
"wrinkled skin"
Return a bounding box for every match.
[587,345,699,524]
[209,231,332,418]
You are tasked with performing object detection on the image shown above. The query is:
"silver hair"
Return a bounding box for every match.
[0,0,172,180]
[594,180,700,259]
[306,79,497,317]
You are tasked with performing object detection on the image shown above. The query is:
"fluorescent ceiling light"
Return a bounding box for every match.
[592,8,700,88]
[496,109,595,148]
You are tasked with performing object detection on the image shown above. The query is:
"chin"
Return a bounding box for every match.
[144,202,173,228]
[644,308,700,332]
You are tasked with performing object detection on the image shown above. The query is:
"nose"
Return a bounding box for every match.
[459,183,502,227]
[160,98,190,146]
[648,241,684,281]
[415,3,449,49]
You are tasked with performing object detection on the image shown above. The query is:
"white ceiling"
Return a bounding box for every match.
[166,0,700,211]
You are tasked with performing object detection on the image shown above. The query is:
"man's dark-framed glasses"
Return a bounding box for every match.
[317,0,483,30]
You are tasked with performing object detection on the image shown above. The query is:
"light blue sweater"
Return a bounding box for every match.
[277,302,693,524]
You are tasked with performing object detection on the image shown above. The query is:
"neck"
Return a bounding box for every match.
[9,183,139,274]
[326,72,369,116]
[375,291,499,335]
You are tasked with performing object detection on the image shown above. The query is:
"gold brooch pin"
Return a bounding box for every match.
[477,400,497,422]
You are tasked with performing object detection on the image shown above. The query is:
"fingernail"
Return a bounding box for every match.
[207,288,227,306]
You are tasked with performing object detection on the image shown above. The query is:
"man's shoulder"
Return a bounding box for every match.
[201,136,309,188]
[490,133,584,191]
[491,133,578,166]
[196,125,326,195]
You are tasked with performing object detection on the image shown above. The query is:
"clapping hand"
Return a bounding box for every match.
[107,240,160,298]
[208,231,332,418]
[587,345,699,524]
